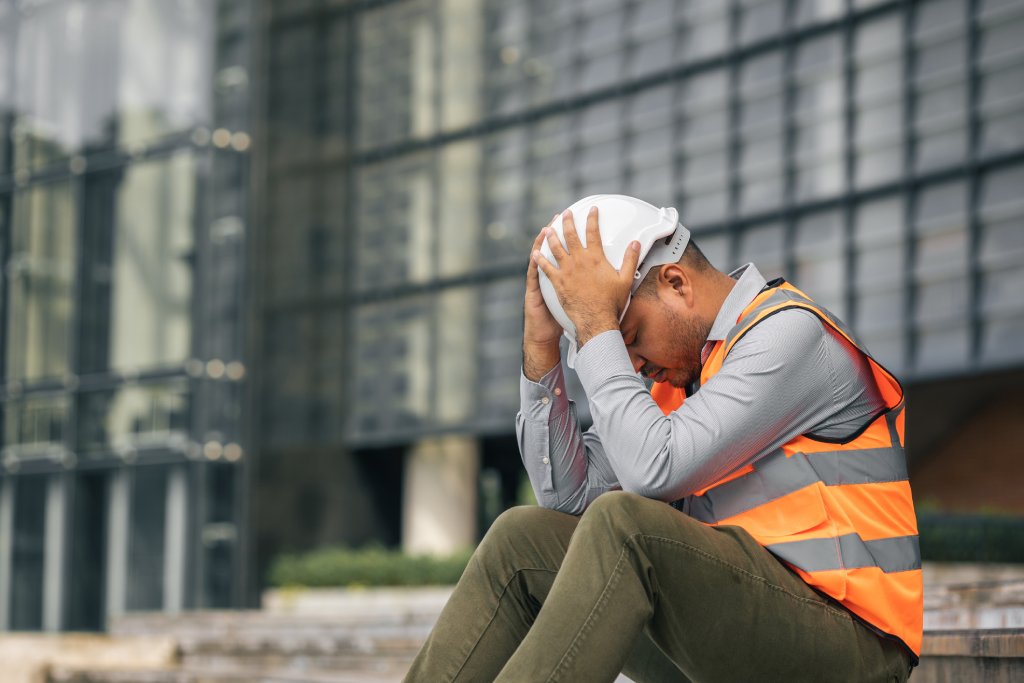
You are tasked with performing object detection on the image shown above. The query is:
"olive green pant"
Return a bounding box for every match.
[405,491,912,683]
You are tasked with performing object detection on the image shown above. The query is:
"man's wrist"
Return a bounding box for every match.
[574,315,619,349]
[523,341,561,382]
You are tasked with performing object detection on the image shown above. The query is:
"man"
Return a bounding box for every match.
[405,195,921,682]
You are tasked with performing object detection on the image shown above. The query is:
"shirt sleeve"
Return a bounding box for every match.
[515,362,621,515]
[571,309,851,502]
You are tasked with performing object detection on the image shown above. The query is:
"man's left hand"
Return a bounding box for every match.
[533,206,641,348]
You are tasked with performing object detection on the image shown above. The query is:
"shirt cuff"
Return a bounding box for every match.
[520,362,570,421]
[573,330,637,394]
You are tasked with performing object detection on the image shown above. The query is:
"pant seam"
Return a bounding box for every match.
[448,565,559,682]
[545,541,633,683]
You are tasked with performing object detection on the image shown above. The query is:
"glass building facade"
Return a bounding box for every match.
[252,0,1024,559]
[1,0,1022,629]
[0,0,254,630]
[257,0,1024,447]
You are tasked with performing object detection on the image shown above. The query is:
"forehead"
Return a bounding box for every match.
[621,295,658,332]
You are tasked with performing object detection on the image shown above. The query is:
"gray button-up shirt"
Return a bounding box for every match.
[516,264,884,515]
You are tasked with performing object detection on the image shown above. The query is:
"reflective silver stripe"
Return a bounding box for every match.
[686,446,908,524]
[766,534,921,574]
[723,288,867,358]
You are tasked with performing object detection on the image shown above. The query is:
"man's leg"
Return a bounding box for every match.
[404,505,687,683]
[494,491,911,683]
[403,506,575,682]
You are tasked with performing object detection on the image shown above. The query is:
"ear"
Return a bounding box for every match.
[657,263,695,307]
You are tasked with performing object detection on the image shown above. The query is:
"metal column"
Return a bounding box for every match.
[104,468,129,624]
[42,473,68,631]
[0,476,13,630]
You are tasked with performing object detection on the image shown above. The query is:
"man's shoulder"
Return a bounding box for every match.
[730,305,827,349]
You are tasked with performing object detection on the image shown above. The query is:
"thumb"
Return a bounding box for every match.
[621,240,642,285]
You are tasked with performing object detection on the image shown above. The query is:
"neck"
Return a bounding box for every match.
[703,269,738,320]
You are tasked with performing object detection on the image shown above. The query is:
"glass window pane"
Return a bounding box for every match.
[737,222,785,279]
[77,381,189,456]
[795,0,844,27]
[80,151,195,374]
[3,393,68,455]
[6,181,76,382]
[795,210,846,318]
[854,13,905,189]
[854,196,906,371]
[0,9,13,173]
[351,295,433,439]
[739,0,785,46]
[693,231,731,272]
[477,278,524,424]
[681,6,729,60]
[354,154,435,291]
[979,165,1024,364]
[12,0,213,169]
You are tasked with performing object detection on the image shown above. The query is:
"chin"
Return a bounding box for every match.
[665,375,690,389]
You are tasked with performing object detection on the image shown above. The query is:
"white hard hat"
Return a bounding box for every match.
[538,194,691,368]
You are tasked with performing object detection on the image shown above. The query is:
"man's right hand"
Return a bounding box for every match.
[523,218,563,382]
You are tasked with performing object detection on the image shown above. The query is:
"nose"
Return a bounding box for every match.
[627,348,645,374]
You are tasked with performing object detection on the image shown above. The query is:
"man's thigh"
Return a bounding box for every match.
[585,491,907,682]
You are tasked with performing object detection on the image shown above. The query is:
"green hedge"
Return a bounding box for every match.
[267,512,1024,588]
[268,545,473,588]
[918,512,1024,564]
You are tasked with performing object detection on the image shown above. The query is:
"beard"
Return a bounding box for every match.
[662,306,711,388]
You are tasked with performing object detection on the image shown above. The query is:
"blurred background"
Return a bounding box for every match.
[0,0,1022,639]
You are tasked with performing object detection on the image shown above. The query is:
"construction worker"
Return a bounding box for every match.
[405,195,921,682]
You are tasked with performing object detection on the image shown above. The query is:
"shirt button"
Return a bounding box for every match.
[540,396,550,405]
[554,388,562,396]
[542,457,550,465]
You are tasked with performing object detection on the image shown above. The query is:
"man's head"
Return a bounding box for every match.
[620,239,734,388]
[537,195,688,366]
[537,194,734,382]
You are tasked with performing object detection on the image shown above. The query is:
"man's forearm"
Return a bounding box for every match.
[523,341,561,382]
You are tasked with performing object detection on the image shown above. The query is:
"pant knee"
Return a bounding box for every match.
[474,506,558,566]
[572,491,651,545]
[584,491,653,523]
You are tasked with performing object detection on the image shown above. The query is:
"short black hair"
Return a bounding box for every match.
[633,239,712,298]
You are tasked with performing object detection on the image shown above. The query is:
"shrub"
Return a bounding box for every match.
[918,512,1024,564]
[268,544,473,588]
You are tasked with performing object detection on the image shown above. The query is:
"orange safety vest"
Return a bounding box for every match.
[652,280,923,656]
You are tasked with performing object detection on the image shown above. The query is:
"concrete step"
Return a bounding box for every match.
[918,628,1024,683]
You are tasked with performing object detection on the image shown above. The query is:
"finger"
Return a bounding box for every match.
[620,240,642,284]
[533,250,557,280]
[585,206,605,256]
[560,209,582,252]
[526,228,549,288]
[545,226,568,263]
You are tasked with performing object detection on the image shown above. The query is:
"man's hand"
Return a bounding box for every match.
[534,207,641,349]
[523,216,565,381]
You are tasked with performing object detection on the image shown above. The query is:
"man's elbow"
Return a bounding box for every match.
[534,490,587,516]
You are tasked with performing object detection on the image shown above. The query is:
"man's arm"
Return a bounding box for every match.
[516,362,621,515]
[517,217,622,514]
[572,309,870,501]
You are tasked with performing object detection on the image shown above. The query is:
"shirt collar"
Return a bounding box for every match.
[705,263,768,343]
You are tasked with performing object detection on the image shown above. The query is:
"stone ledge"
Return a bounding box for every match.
[922,628,1024,658]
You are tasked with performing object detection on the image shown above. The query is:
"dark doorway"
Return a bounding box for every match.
[67,471,107,630]
[10,475,47,630]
